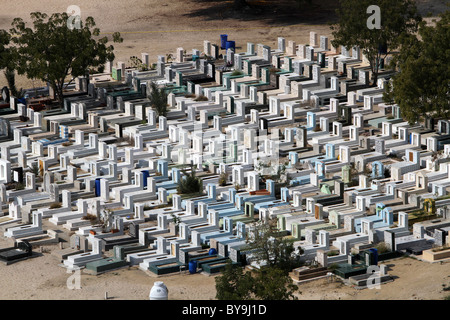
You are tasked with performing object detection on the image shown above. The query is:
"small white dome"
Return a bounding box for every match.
[149,281,168,300]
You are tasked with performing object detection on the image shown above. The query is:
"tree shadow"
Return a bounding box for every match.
[184,0,340,26]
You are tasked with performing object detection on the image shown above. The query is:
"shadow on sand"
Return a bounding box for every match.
[183,0,340,26]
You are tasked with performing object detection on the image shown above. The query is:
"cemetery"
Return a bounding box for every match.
[0,26,449,299]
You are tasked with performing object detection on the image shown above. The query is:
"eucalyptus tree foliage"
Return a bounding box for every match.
[9,12,123,107]
[383,9,450,124]
[330,0,422,83]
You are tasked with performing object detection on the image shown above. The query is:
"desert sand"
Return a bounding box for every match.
[2,0,445,90]
[0,0,449,301]
[0,234,449,301]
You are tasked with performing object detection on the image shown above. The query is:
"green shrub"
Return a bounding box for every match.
[177,167,203,194]
[218,172,228,186]
[230,70,243,76]
[15,183,25,190]
[148,81,168,118]
[327,250,340,257]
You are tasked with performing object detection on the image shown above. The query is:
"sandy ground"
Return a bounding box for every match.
[0,0,449,301]
[0,0,336,90]
[0,234,449,300]
[1,0,446,90]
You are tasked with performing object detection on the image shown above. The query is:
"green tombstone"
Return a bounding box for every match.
[277,215,287,231]
[320,183,332,194]
[342,165,352,184]
[112,68,122,81]
[244,202,255,218]
[329,211,340,226]
[286,57,293,72]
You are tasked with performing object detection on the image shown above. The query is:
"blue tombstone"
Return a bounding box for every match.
[266,179,275,197]
[141,170,150,188]
[229,188,236,204]
[207,184,217,199]
[325,143,335,159]
[289,151,299,166]
[371,161,384,179]
[171,168,180,183]
[280,187,289,202]
[375,203,385,217]
[226,41,235,52]
[235,194,244,210]
[95,178,101,197]
[381,207,394,225]
[220,34,228,49]
[315,161,325,178]
[236,221,246,238]
[157,160,169,178]
[369,248,379,265]
[306,112,316,129]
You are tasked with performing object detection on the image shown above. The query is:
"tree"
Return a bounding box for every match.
[383,9,450,124]
[252,267,299,300]
[129,55,149,72]
[215,262,255,300]
[330,0,422,83]
[245,218,301,273]
[148,81,169,119]
[218,172,228,186]
[3,68,25,98]
[0,29,10,70]
[0,29,23,99]
[215,262,299,300]
[177,165,203,195]
[8,12,122,107]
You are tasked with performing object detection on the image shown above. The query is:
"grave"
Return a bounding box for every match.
[0,240,33,265]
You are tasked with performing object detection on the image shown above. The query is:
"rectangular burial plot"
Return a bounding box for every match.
[202,259,238,274]
[192,255,230,269]
[148,261,185,275]
[85,258,128,275]
[0,241,33,265]
[333,263,368,279]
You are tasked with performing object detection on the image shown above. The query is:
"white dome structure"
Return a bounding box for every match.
[149,281,168,300]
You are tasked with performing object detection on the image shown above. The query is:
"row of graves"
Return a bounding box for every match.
[0,32,449,288]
